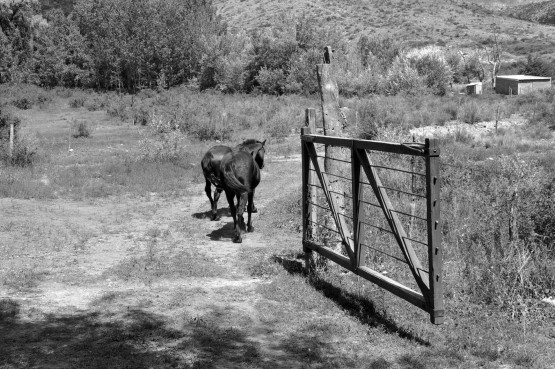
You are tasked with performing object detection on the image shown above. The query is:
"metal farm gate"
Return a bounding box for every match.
[301,123,444,324]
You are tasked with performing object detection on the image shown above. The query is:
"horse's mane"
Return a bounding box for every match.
[240,139,261,146]
[235,139,265,169]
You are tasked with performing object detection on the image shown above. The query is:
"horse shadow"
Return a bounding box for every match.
[192,208,230,220]
[206,221,235,241]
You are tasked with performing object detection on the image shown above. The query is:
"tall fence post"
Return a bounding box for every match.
[317,46,348,254]
[426,138,444,324]
[9,122,14,161]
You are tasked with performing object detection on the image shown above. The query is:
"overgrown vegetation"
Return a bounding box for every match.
[0,84,554,368]
[4,0,554,97]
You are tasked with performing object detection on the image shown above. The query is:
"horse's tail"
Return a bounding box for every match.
[222,162,250,193]
[201,152,213,178]
[201,152,219,182]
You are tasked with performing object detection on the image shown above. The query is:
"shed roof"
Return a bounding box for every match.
[496,75,551,81]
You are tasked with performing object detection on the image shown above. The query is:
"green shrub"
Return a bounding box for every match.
[12,97,32,110]
[0,136,37,167]
[36,93,53,109]
[106,100,130,121]
[55,87,73,98]
[459,99,492,124]
[405,46,453,96]
[69,96,86,108]
[138,117,189,162]
[132,105,151,126]
[71,120,93,138]
[256,67,287,95]
[442,152,555,313]
[85,94,108,111]
[383,56,427,96]
[265,113,291,142]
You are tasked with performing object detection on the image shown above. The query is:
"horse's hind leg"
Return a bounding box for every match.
[204,179,214,214]
[247,191,255,232]
[211,188,223,221]
[235,192,248,242]
[225,190,241,243]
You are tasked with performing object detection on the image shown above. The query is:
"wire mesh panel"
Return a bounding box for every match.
[301,130,444,324]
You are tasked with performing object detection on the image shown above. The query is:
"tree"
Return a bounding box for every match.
[33,9,92,87]
[481,24,503,88]
[73,0,223,90]
[357,34,404,72]
[519,54,554,77]
[0,0,41,83]
[460,50,485,83]
[405,46,453,95]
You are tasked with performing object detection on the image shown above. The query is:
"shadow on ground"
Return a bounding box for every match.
[206,221,236,241]
[273,255,431,346]
[191,208,230,220]
[0,298,355,369]
[0,299,185,369]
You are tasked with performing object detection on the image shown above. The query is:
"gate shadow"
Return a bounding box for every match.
[272,255,430,346]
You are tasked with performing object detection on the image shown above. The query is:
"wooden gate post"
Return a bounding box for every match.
[317,46,349,254]
[303,108,317,272]
[425,138,444,324]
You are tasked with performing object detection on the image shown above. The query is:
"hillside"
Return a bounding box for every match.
[504,0,555,25]
[216,0,555,57]
[29,0,555,58]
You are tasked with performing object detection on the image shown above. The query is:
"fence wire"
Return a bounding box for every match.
[306,146,431,292]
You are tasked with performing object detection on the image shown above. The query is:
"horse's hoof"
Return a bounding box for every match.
[233,236,242,243]
[211,215,220,221]
[251,207,258,213]
[247,226,254,233]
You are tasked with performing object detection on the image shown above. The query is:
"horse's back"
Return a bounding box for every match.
[221,150,260,193]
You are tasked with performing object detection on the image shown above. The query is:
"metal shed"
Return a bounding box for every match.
[495,75,552,95]
[466,82,482,95]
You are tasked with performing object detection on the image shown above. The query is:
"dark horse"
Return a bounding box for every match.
[220,141,265,243]
[201,139,266,221]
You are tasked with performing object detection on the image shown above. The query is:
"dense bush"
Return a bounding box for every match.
[519,53,555,78]
[71,120,92,138]
[442,149,555,310]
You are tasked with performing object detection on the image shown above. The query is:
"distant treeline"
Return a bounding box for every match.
[1,0,553,95]
[1,0,223,90]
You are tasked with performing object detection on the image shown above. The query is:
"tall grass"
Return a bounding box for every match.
[440,137,555,318]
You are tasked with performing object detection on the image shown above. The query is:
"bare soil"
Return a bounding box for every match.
[0,155,318,368]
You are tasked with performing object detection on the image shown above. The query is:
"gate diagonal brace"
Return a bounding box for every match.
[355,148,430,296]
[304,141,355,263]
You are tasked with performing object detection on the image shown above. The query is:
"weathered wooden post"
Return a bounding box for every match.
[317,46,348,254]
[9,122,14,161]
[303,108,317,271]
[425,138,444,324]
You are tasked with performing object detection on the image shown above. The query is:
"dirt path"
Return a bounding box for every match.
[0,158,312,368]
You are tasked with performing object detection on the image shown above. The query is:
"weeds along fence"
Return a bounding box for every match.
[301,121,444,324]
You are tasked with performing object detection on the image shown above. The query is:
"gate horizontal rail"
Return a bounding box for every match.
[301,128,444,324]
